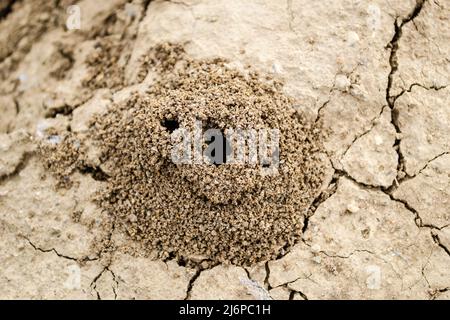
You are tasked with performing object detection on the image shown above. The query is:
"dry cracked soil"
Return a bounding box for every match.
[0,0,449,300]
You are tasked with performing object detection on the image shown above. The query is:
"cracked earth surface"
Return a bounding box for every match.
[0,0,449,299]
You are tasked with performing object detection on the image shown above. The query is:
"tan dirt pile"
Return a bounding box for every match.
[41,43,327,266]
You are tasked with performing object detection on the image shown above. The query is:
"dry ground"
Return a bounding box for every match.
[0,0,449,299]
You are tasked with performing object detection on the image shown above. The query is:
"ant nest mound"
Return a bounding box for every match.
[49,44,328,266]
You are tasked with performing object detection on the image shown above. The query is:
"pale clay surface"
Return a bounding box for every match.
[0,0,449,299]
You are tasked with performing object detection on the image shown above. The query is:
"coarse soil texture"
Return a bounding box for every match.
[41,43,327,266]
[1,0,449,300]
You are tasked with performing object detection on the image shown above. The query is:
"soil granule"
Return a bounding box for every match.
[42,43,327,266]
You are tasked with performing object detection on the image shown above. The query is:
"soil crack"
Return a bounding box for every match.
[25,237,79,262]
[184,268,202,300]
[385,0,427,186]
